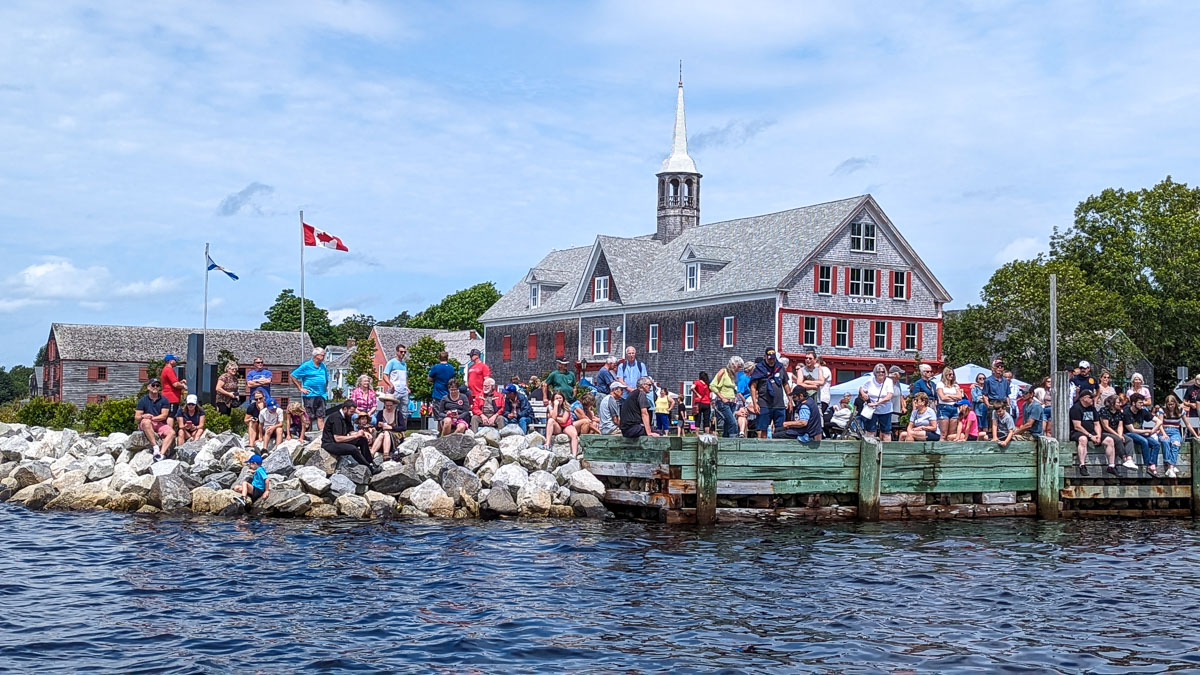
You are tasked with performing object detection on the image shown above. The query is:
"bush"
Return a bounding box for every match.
[202,404,247,436]
[0,401,21,424]
[17,397,77,429]
[84,397,138,435]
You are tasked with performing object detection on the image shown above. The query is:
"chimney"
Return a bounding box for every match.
[347,337,356,349]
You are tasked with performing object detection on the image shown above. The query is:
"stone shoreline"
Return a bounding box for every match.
[0,422,611,520]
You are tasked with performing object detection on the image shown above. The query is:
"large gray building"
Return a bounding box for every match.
[479,79,952,400]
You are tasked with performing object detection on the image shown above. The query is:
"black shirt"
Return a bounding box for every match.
[1123,405,1153,432]
[1184,384,1200,406]
[1098,406,1123,434]
[619,390,651,433]
[175,406,204,426]
[323,409,354,444]
[1069,402,1098,435]
[1070,374,1096,394]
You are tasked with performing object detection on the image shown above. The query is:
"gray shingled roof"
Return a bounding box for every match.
[51,323,314,364]
[373,326,483,365]
[481,196,868,321]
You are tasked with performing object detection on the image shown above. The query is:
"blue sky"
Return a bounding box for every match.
[2,1,1198,367]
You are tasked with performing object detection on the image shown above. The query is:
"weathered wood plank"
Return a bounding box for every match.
[669,479,775,495]
[581,460,667,479]
[716,438,861,453]
[695,434,718,525]
[881,502,1038,519]
[882,441,1039,455]
[858,438,882,521]
[603,489,654,506]
[1063,464,1191,479]
[583,447,671,464]
[718,452,860,468]
[1193,440,1200,519]
[1059,484,1192,500]
[880,466,1036,481]
[879,477,1038,493]
[714,466,860,481]
[1037,435,1060,521]
[881,453,1037,468]
[879,493,927,507]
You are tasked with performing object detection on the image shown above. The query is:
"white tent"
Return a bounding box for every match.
[934,363,1029,394]
[829,374,911,399]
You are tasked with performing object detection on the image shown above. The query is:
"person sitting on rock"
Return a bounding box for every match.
[470,377,505,431]
[371,393,406,462]
[257,396,284,451]
[284,401,308,441]
[136,378,176,461]
[323,399,379,473]
[502,383,534,433]
[174,394,206,443]
[235,453,270,503]
[437,378,471,436]
[546,390,580,456]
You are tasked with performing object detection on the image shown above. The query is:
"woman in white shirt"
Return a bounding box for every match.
[935,367,961,440]
[858,363,894,441]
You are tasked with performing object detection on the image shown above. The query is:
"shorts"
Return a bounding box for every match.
[926,430,941,441]
[621,423,647,438]
[755,407,787,431]
[937,404,957,420]
[150,420,172,436]
[1069,431,1093,444]
[303,396,327,421]
[861,412,893,434]
[245,483,264,501]
[215,401,232,415]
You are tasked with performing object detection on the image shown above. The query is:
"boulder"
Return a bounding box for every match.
[124,431,152,453]
[491,464,528,498]
[83,454,116,482]
[482,485,518,516]
[52,469,88,491]
[190,486,218,513]
[431,433,475,461]
[128,450,154,475]
[552,433,570,445]
[206,471,238,490]
[477,458,500,487]
[328,473,357,499]
[518,446,555,473]
[400,504,428,517]
[11,483,58,510]
[306,503,339,518]
[399,434,430,455]
[459,489,480,518]
[47,482,117,510]
[190,448,218,476]
[136,505,161,514]
[250,488,311,517]
[548,504,575,518]
[499,424,524,438]
[476,426,501,447]
[12,460,52,490]
[107,463,139,494]
[409,479,449,513]
[208,489,247,516]
[336,462,369,488]
[273,439,305,463]
[554,459,582,484]
[174,440,206,464]
[364,490,397,519]
[528,470,559,495]
[516,482,552,516]
[550,445,574,468]
[107,493,145,512]
[0,436,29,461]
[148,475,192,511]
[304,448,338,476]
[498,435,528,463]
[294,465,332,496]
[568,470,606,499]
[440,465,481,503]
[415,447,455,481]
[369,464,420,495]
[121,474,155,499]
[335,493,371,518]
[465,445,498,473]
[554,486,571,505]
[150,459,186,478]
[524,431,546,448]
[427,494,455,518]
[569,492,610,519]
[261,446,295,477]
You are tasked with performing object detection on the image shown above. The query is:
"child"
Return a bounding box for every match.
[671,392,685,437]
[991,400,1016,448]
[257,397,284,450]
[284,401,308,440]
[235,453,270,503]
[655,388,672,434]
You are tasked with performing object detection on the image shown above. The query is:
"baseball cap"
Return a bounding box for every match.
[1079,360,1091,368]
[469,348,481,356]
[186,394,198,405]
[164,353,177,362]
[956,399,970,406]
[1078,388,1095,398]
[147,378,161,386]
[790,385,807,397]
[265,396,278,409]
[246,454,263,465]
[610,380,628,390]
[504,384,517,393]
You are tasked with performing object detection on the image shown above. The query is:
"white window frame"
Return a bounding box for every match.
[722,316,735,347]
[904,322,917,351]
[593,327,611,355]
[849,268,876,297]
[851,221,877,253]
[802,317,818,346]
[648,323,660,353]
[682,381,694,408]
[529,284,540,309]
[817,265,832,295]
[685,263,699,292]
[872,321,888,351]
[893,271,907,300]
[684,321,696,352]
[594,276,609,302]
[834,319,849,348]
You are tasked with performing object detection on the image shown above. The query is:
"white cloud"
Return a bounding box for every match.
[3,257,183,307]
[327,308,360,324]
[993,236,1046,265]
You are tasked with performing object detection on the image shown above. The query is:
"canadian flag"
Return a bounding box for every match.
[302,222,349,251]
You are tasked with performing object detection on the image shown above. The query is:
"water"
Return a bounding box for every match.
[1,508,1198,673]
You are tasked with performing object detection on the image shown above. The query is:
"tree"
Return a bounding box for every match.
[216,349,238,372]
[0,368,20,405]
[349,335,378,386]
[378,311,411,328]
[406,335,461,403]
[34,345,47,367]
[7,365,33,399]
[942,307,993,372]
[406,282,501,333]
[259,289,339,350]
[336,313,376,344]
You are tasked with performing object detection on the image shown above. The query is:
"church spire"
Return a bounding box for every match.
[655,70,701,243]
[660,68,698,174]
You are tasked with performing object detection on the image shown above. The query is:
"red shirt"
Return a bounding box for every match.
[692,379,711,405]
[161,364,182,404]
[467,360,491,400]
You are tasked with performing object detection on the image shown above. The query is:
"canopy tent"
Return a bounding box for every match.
[933,363,1029,401]
[829,374,911,399]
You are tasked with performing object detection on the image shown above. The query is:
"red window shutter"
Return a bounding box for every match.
[86,394,96,404]
[848,320,854,347]
[502,335,512,361]
[887,322,893,349]
[816,318,822,345]
[733,317,738,345]
[554,331,565,358]
[876,270,883,297]
[138,368,148,382]
[527,334,537,359]
[87,366,98,381]
[905,271,912,299]
[831,267,838,295]
[888,271,895,298]
[274,371,285,384]
[917,323,924,350]
[844,267,851,295]
[589,279,595,302]
[681,323,687,350]
[813,264,820,292]
[693,322,698,350]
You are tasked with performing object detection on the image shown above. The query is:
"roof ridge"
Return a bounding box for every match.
[695,194,868,229]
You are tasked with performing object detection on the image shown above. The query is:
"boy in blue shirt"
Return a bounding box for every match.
[235,454,270,503]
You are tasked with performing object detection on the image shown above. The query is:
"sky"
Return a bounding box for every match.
[2,1,1198,367]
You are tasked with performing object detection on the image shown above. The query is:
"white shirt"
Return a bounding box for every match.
[863,377,895,415]
[819,366,832,405]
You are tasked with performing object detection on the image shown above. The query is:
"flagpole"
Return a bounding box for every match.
[203,242,210,345]
[299,209,306,363]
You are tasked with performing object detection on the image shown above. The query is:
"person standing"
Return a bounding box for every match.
[888,366,907,440]
[857,364,895,442]
[710,359,740,438]
[936,367,961,440]
[160,353,186,418]
[749,349,788,438]
[816,356,833,414]
[135,379,176,461]
[1070,360,1097,401]
[215,361,240,416]
[465,348,490,403]
[980,359,1010,431]
[290,348,330,431]
[692,372,712,433]
[1014,387,1044,439]
[322,400,378,472]
[1096,369,1117,403]
[245,356,273,403]
[427,351,456,402]
[543,358,577,402]
[383,344,410,414]
[594,356,617,396]
[620,376,659,438]
[615,346,648,386]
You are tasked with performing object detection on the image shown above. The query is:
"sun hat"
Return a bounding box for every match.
[378,393,400,403]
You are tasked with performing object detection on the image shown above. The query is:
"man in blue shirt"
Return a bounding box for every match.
[980,359,1010,430]
[383,343,410,416]
[594,356,616,395]
[427,350,456,401]
[1015,387,1044,438]
[290,347,329,431]
[616,346,648,386]
[245,356,273,400]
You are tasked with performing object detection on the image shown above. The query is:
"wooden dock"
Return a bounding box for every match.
[580,435,1199,524]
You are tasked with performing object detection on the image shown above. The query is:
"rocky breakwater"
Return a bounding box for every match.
[0,421,610,521]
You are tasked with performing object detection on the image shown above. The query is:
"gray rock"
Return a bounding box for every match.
[84,454,115,482]
[550,445,574,468]
[107,492,145,512]
[464,445,499,473]
[440,465,481,503]
[12,483,58,510]
[12,461,52,490]
[208,489,247,516]
[304,448,338,476]
[553,459,582,484]
[477,458,500,487]
[409,479,448,513]
[552,433,570,445]
[50,454,84,478]
[517,446,555,472]
[47,482,118,510]
[336,463,369,490]
[369,464,420,495]
[499,424,524,438]
[207,471,237,490]
[555,485,571,505]
[328,473,357,499]
[567,470,606,499]
[498,435,528,463]
[261,445,295,477]
[415,447,455,481]
[150,459,185,478]
[399,434,430,455]
[364,490,397,519]
[335,493,371,518]
[52,469,88,491]
[399,504,428,517]
[0,461,15,480]
[148,475,192,511]
[0,436,29,461]
[431,433,475,461]
[128,450,154,475]
[306,503,339,518]
[491,463,528,497]
[524,431,546,448]
[294,465,332,495]
[274,439,305,463]
[174,439,206,464]
[569,492,610,519]
[516,482,552,516]
[121,474,155,498]
[251,488,311,517]
[477,426,501,447]
[482,486,518,516]
[124,431,152,453]
[275,477,302,492]
[527,470,558,494]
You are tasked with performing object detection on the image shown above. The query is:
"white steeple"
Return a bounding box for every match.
[660,72,698,174]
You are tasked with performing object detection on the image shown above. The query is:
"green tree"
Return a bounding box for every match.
[336,313,376,344]
[349,335,378,386]
[406,282,500,333]
[0,368,20,405]
[259,288,338,349]
[34,345,47,367]
[942,306,994,371]
[406,335,460,403]
[378,311,411,327]
[216,349,238,372]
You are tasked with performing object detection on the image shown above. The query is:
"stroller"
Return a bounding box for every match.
[823,399,860,439]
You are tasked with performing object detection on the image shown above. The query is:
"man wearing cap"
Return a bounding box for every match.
[290,347,329,431]
[980,358,1010,431]
[159,353,186,418]
[136,379,176,461]
[465,348,490,403]
[1068,388,1116,477]
[175,394,206,442]
[502,383,534,433]
[1070,360,1096,401]
[749,348,788,438]
[323,399,378,472]
[615,346,648,387]
[543,358,577,402]
[778,386,823,442]
[598,380,626,435]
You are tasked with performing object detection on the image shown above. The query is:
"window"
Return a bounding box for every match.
[904,322,918,351]
[835,369,857,385]
[851,220,876,252]
[87,394,108,404]
[593,327,611,355]
[849,268,876,297]
[377,365,384,379]
[502,335,512,361]
[554,331,565,358]
[97,366,107,381]
[682,382,694,408]
[685,263,698,292]
[802,317,818,346]
[529,284,540,309]
[683,321,696,351]
[722,316,736,347]
[817,265,832,294]
[893,271,908,300]
[648,323,659,353]
[527,334,537,359]
[834,319,849,348]
[594,276,609,302]
[872,321,888,350]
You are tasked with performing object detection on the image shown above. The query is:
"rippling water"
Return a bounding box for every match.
[1,507,1198,673]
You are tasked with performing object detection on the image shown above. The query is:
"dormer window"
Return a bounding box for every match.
[685,263,699,291]
[594,276,609,302]
[529,284,540,309]
[850,221,876,253]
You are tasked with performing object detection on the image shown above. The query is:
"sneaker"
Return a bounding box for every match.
[1166,466,1179,479]
[152,446,162,462]
[1105,465,1120,477]
[1121,457,1138,470]
[1077,464,1089,476]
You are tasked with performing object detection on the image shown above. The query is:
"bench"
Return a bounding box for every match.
[530,400,549,434]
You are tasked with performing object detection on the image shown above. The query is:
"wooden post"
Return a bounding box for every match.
[1052,371,1071,442]
[1036,435,1061,520]
[1191,440,1199,519]
[857,436,882,522]
[695,433,718,525]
